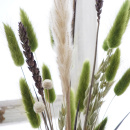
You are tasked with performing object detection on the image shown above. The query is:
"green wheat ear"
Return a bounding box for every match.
[114,68,130,96]
[4,24,24,66]
[19,78,41,128]
[75,60,90,112]
[105,48,120,81]
[20,8,38,52]
[70,89,76,130]
[105,0,130,48]
[42,64,56,103]
[102,38,109,51]
[95,117,108,130]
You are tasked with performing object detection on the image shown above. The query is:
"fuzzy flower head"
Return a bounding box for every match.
[43,79,53,90]
[33,102,45,113]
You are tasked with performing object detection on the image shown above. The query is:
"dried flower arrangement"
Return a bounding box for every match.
[3,0,130,130]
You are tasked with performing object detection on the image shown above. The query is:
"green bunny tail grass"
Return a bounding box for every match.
[75,60,90,112]
[102,38,109,51]
[70,89,76,130]
[105,48,120,81]
[4,24,24,66]
[107,0,130,48]
[95,117,108,130]
[49,29,54,46]
[42,64,56,103]
[19,78,41,128]
[114,68,130,96]
[20,8,38,52]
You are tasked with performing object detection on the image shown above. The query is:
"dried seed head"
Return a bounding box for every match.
[33,102,45,113]
[95,0,103,22]
[43,79,53,90]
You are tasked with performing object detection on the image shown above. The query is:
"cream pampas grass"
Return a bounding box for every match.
[50,0,73,129]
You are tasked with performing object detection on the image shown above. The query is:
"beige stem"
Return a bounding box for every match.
[66,87,71,130]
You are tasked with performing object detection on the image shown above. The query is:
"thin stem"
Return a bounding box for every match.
[102,95,116,119]
[21,67,27,82]
[83,21,100,130]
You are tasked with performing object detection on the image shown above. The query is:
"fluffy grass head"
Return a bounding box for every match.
[20,8,38,52]
[19,78,41,128]
[95,117,108,130]
[106,0,130,48]
[102,38,109,51]
[42,64,56,103]
[114,68,130,96]
[75,60,90,112]
[4,24,24,66]
[105,48,120,81]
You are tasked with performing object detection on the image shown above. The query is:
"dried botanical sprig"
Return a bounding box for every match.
[75,60,90,112]
[50,0,73,129]
[94,117,108,130]
[105,48,120,81]
[18,22,53,130]
[18,22,43,96]
[95,0,103,22]
[42,64,56,103]
[58,104,66,130]
[20,8,38,52]
[114,68,130,96]
[19,78,41,128]
[4,24,24,66]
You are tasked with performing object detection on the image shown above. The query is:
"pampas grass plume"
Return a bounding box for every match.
[4,24,24,66]
[75,60,90,112]
[20,8,38,52]
[70,89,75,130]
[105,48,120,81]
[19,78,41,128]
[114,68,130,96]
[42,64,56,103]
[95,117,108,130]
[107,0,130,48]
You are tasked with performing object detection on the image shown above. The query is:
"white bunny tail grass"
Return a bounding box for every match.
[50,0,73,129]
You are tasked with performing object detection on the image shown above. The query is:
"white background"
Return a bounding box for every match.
[0,0,130,130]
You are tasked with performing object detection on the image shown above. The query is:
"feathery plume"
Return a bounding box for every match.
[19,78,41,128]
[4,24,24,66]
[114,68,130,96]
[50,0,73,129]
[75,60,90,112]
[106,0,130,48]
[20,8,38,52]
[105,48,120,81]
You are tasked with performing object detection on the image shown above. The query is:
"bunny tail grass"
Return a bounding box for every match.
[105,48,120,81]
[114,68,130,96]
[49,29,54,47]
[42,64,56,103]
[75,60,90,112]
[4,24,24,66]
[95,117,108,130]
[70,89,76,130]
[20,8,38,52]
[19,78,41,128]
[107,0,130,48]
[102,38,109,51]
